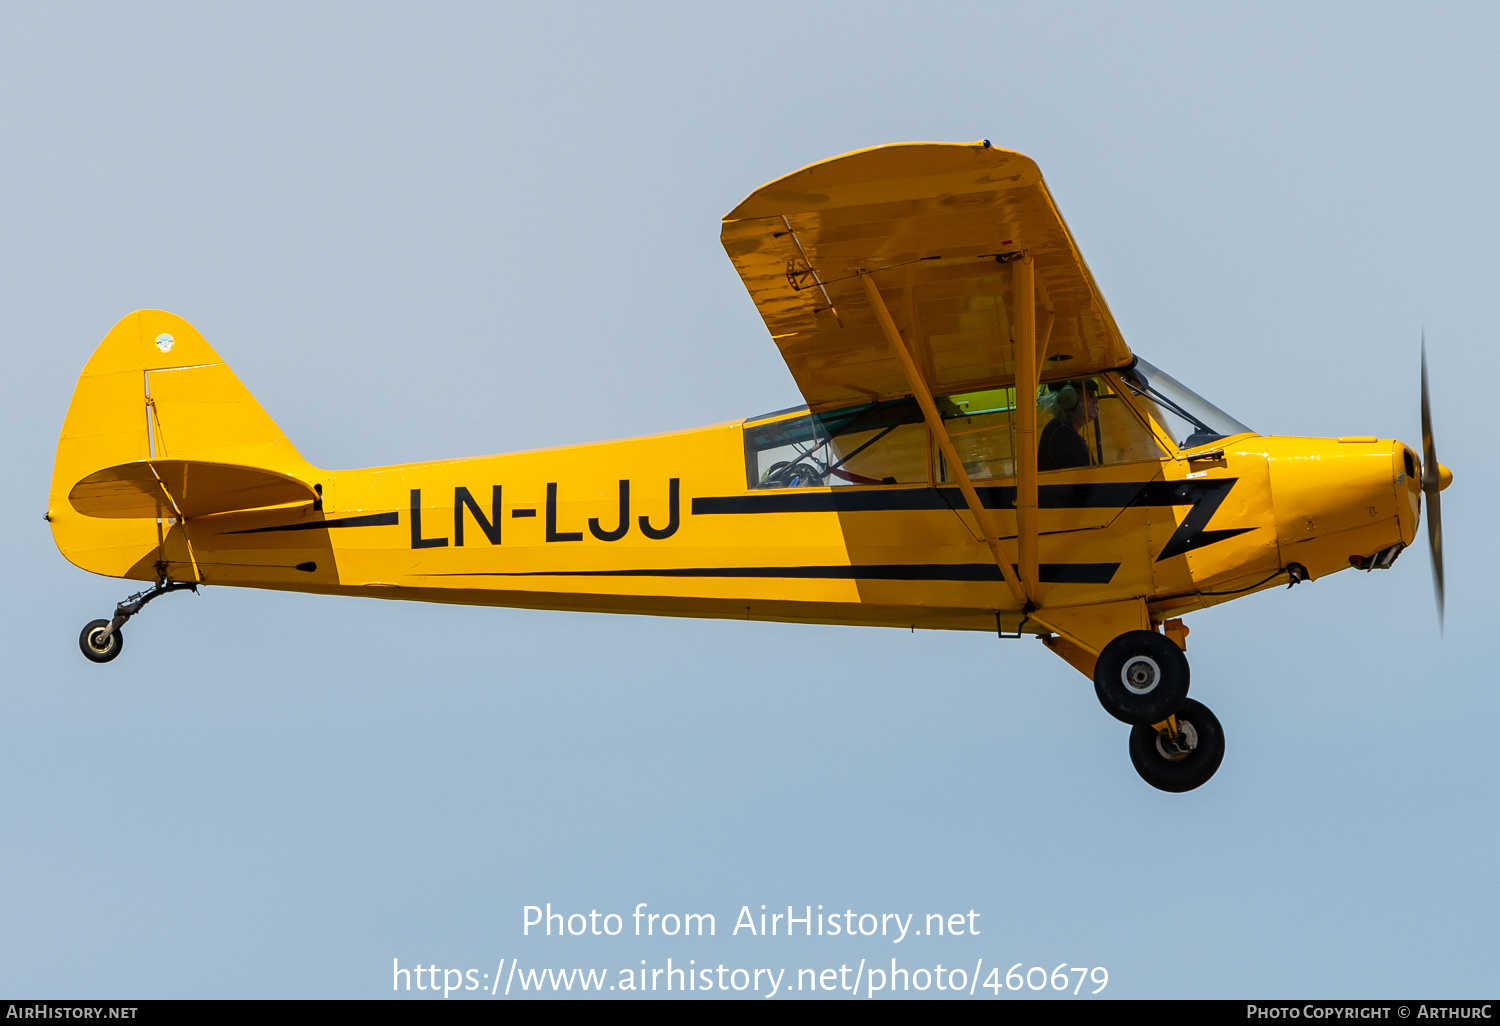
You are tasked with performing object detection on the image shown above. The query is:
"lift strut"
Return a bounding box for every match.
[859,271,1029,606]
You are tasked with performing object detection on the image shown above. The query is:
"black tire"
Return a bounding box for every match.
[79,619,123,663]
[1093,629,1189,725]
[1129,698,1225,793]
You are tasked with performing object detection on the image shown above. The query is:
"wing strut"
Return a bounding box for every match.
[858,272,1030,607]
[1013,255,1041,597]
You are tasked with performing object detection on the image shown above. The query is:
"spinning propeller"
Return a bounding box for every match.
[1420,335,1448,630]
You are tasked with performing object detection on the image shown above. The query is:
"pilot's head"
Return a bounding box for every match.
[1051,379,1098,427]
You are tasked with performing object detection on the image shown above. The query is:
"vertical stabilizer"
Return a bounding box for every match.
[48,310,314,581]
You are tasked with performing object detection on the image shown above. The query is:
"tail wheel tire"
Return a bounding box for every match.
[79,619,123,664]
[1093,630,1190,725]
[1129,698,1225,793]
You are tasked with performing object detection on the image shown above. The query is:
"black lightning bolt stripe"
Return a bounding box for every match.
[420,562,1120,584]
[227,511,400,534]
[691,479,1251,562]
[1139,479,1253,561]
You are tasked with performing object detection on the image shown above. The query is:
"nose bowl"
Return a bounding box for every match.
[1266,437,1413,580]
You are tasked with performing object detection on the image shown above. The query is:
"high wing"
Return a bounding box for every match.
[721,141,1132,411]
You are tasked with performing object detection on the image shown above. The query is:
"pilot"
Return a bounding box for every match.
[1037,379,1097,471]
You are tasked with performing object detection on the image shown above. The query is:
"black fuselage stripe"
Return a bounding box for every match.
[228,511,400,534]
[220,480,1229,530]
[419,562,1119,584]
[214,481,1244,563]
[689,480,1213,515]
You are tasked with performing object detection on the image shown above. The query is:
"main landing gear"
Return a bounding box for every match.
[78,580,197,664]
[1091,629,1224,792]
[1128,699,1225,793]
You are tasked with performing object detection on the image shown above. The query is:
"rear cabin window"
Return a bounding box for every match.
[936,386,1018,481]
[745,399,928,488]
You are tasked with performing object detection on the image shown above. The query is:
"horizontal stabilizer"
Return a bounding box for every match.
[69,460,317,519]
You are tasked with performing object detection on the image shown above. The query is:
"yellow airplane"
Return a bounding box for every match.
[47,141,1452,792]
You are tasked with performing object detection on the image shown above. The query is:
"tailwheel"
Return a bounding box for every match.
[79,619,124,663]
[1128,698,1225,793]
[1093,629,1189,725]
[75,580,197,664]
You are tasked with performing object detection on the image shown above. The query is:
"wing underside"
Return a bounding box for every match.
[721,141,1132,411]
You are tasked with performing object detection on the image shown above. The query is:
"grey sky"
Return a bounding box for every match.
[2,1,1494,998]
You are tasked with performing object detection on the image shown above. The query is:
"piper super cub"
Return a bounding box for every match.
[48,141,1452,791]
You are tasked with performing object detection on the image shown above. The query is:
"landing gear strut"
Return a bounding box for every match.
[78,580,197,664]
[1128,698,1225,792]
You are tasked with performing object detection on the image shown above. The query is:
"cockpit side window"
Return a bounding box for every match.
[744,398,928,489]
[1040,376,1167,471]
[742,370,1193,490]
[935,377,1165,482]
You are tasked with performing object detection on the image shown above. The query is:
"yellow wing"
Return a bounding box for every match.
[721,141,1132,411]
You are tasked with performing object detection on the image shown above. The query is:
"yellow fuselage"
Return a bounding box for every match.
[52,397,1418,646]
[48,314,1422,660]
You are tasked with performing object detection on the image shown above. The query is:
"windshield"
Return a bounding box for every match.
[1118,358,1254,450]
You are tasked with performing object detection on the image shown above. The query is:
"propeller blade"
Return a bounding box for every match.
[1420,336,1444,630]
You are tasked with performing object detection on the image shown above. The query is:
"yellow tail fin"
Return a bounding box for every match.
[48,310,314,581]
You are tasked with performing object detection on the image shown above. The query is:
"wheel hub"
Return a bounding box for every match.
[1120,655,1160,695]
[1155,719,1199,761]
